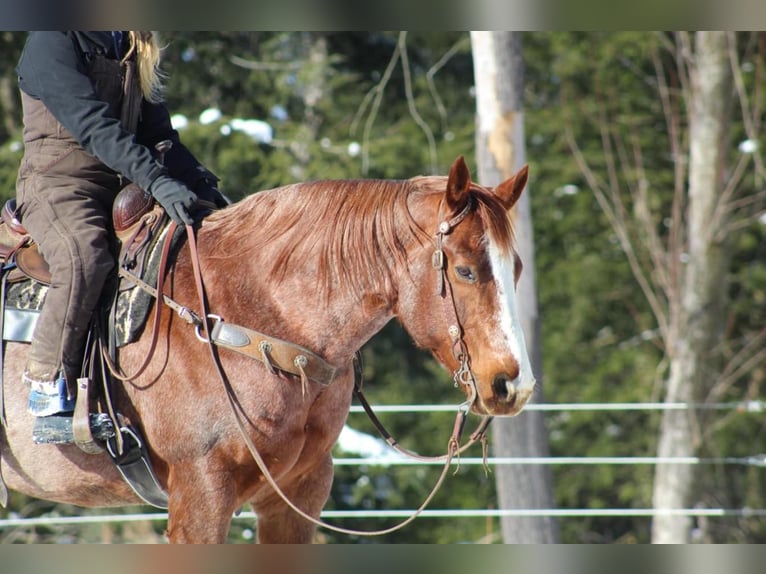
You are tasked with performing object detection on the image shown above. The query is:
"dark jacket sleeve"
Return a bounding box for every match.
[16,31,165,191]
[136,100,219,190]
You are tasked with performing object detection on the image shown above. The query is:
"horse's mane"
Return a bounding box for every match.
[202,176,514,300]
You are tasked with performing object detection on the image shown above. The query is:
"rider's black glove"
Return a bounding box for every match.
[149,175,198,226]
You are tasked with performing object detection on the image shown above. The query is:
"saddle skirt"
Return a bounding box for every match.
[0,185,178,347]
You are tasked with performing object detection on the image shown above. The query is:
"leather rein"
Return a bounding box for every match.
[116,199,491,537]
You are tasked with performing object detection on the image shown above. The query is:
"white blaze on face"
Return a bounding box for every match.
[487,238,537,394]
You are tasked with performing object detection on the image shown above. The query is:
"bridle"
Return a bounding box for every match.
[352,194,494,464]
[433,195,481,409]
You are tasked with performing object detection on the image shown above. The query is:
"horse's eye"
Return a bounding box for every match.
[455,266,476,283]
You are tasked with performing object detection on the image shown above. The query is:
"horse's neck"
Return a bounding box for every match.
[198,184,433,366]
[271,275,397,366]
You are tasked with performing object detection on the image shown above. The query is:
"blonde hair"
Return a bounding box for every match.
[123,31,165,104]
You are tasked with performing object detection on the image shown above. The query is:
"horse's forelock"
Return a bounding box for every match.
[472,184,516,256]
[410,176,516,256]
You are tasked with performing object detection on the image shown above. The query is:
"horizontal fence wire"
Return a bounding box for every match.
[347,400,766,413]
[340,399,766,466]
[332,455,766,467]
[2,507,766,530]
[0,400,762,531]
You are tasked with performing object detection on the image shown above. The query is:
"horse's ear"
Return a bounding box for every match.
[495,165,528,210]
[445,156,471,213]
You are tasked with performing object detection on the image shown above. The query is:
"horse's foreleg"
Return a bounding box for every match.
[164,462,237,544]
[254,454,334,544]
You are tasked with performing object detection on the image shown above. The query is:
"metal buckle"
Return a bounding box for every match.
[432,249,444,270]
[106,425,142,459]
[195,313,223,342]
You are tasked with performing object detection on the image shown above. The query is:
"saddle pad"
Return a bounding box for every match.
[113,222,183,347]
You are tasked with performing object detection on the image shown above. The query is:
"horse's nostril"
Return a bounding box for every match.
[493,373,517,401]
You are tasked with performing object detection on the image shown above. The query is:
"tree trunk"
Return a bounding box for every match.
[471,31,560,544]
[651,31,732,544]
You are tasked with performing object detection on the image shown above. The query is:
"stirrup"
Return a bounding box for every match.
[32,413,116,445]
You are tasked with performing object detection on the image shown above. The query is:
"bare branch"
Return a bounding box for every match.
[349,36,402,175]
[708,32,766,236]
[589,60,672,342]
[398,31,438,173]
[656,31,677,54]
[724,187,766,213]
[708,325,766,403]
[350,32,440,175]
[565,126,670,344]
[229,55,303,71]
[349,84,378,137]
[726,32,766,183]
[674,32,694,97]
[627,122,671,296]
[721,211,766,236]
[426,35,470,132]
[603,94,671,298]
[593,76,624,223]
[712,152,755,239]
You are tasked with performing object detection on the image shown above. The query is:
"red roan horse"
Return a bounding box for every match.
[0,156,535,543]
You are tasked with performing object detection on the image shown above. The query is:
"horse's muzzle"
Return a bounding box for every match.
[474,372,536,416]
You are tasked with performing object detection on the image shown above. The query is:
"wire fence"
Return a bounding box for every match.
[346,399,766,413]
[0,399,763,531]
[2,507,766,531]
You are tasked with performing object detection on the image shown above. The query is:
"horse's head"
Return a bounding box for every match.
[398,156,536,416]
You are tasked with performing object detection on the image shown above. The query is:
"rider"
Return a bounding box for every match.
[14,31,227,433]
